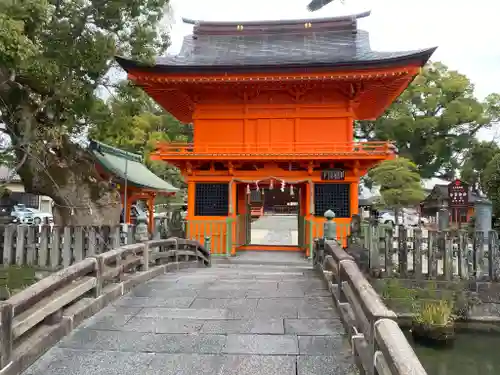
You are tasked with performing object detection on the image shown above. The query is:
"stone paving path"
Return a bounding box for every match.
[22,253,356,375]
[251,215,299,246]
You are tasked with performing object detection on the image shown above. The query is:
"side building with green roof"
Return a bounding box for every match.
[89,140,179,231]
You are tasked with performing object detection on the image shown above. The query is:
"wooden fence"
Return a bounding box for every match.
[0,237,210,375]
[0,223,171,270]
[314,239,426,375]
[350,223,500,281]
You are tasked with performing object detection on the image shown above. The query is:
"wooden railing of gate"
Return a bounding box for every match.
[314,239,427,375]
[0,238,210,375]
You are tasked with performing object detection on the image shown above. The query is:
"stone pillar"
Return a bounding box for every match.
[475,198,492,236]
[438,205,450,230]
[323,210,337,240]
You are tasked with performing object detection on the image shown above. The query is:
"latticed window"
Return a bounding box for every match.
[314,183,350,218]
[195,183,229,216]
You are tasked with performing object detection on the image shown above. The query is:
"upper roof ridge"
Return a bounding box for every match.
[182,11,370,36]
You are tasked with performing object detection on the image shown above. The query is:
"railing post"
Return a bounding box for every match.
[313,238,324,267]
[135,222,148,242]
[370,219,380,272]
[0,301,12,369]
[15,224,28,266]
[139,241,148,271]
[204,236,211,255]
[3,224,16,265]
[225,217,232,257]
[323,209,337,240]
[92,255,104,298]
[398,225,408,278]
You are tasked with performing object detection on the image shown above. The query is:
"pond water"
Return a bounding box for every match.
[407,332,500,375]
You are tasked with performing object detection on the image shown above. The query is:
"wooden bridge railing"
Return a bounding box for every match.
[314,238,426,375]
[0,237,210,375]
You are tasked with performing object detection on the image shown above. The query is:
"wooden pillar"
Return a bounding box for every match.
[230,180,237,255]
[350,180,359,217]
[125,189,132,224]
[187,180,195,238]
[305,181,314,257]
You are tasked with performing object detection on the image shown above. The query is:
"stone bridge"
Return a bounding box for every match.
[0,239,425,375]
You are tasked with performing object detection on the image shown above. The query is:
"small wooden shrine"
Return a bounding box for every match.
[116,11,436,254]
[89,140,178,232]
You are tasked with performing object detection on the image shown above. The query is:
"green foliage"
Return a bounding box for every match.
[368,157,425,210]
[89,81,190,194]
[0,265,37,297]
[461,141,500,193]
[357,62,500,179]
[413,300,454,327]
[482,154,500,216]
[0,0,173,220]
[379,279,478,321]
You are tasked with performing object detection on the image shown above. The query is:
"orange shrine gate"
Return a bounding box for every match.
[116,11,435,256]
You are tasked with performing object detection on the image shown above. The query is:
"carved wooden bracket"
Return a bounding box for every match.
[336,82,365,103]
[288,84,312,102]
[186,162,193,175]
[236,85,261,101]
[353,160,360,177]
[308,161,314,176]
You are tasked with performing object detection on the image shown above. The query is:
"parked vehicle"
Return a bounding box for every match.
[11,204,34,224]
[26,208,53,225]
[378,210,429,227]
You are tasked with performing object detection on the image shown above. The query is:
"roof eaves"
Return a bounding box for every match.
[115,47,437,75]
[88,139,142,163]
[181,11,372,26]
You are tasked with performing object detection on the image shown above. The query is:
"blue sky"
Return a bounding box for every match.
[167,0,500,140]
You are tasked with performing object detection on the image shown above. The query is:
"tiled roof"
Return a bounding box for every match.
[424,184,481,204]
[89,140,179,194]
[115,12,436,73]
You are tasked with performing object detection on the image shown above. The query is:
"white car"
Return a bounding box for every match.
[26,208,53,225]
[379,211,428,227]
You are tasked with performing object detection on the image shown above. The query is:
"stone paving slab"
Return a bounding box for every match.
[200,319,285,334]
[297,355,358,375]
[114,296,196,307]
[298,336,352,355]
[223,334,299,355]
[284,319,344,335]
[22,348,155,375]
[122,317,205,333]
[22,253,357,375]
[219,355,296,375]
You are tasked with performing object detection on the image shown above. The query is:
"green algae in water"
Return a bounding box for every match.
[407,331,500,375]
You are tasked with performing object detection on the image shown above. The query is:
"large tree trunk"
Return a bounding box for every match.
[0,72,121,226]
[15,136,121,226]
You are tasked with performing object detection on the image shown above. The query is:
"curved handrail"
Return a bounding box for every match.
[315,239,427,375]
[0,237,210,374]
